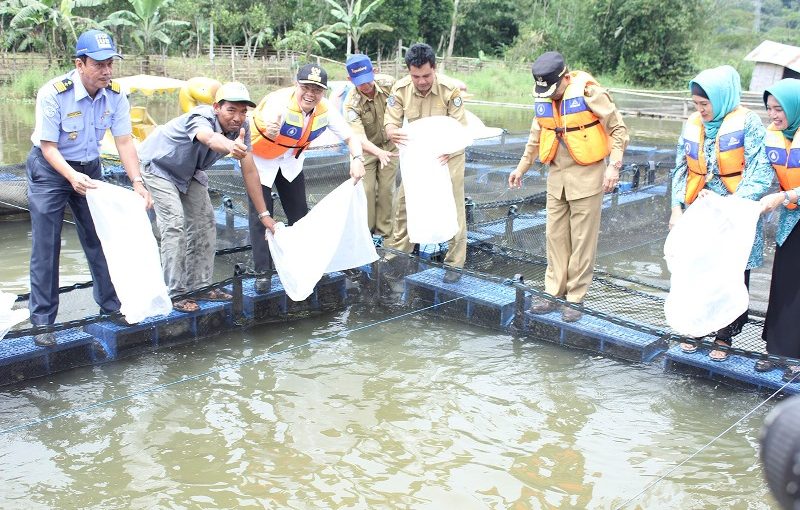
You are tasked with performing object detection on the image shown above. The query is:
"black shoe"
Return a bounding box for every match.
[34,332,56,347]
[108,314,130,327]
[443,269,462,284]
[255,277,271,294]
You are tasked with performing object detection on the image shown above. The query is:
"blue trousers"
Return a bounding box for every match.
[26,147,120,325]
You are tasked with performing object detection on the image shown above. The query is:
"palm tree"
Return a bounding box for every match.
[276,21,340,61]
[103,0,188,56]
[6,0,106,62]
[323,0,392,55]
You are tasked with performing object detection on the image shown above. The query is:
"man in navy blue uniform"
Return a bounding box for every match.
[27,30,152,346]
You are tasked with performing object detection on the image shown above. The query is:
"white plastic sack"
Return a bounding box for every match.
[664,193,761,336]
[0,291,29,340]
[86,181,172,324]
[267,179,378,301]
[399,116,473,244]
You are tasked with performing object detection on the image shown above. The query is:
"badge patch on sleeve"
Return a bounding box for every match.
[453,96,463,107]
[347,110,358,122]
[387,95,396,107]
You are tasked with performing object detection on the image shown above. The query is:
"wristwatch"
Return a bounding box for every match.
[352,153,365,162]
[132,176,145,185]
[257,210,271,219]
[610,161,623,170]
[783,191,791,207]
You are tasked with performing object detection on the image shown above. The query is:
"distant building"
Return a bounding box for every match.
[744,40,800,93]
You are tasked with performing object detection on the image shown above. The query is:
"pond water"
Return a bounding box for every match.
[0,92,782,509]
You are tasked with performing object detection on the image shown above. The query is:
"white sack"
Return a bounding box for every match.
[664,193,761,337]
[0,291,29,340]
[86,181,172,323]
[267,179,378,301]
[399,116,473,244]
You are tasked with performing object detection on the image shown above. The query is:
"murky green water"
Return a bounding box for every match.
[0,95,781,509]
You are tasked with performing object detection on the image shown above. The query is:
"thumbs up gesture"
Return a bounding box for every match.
[229,127,248,160]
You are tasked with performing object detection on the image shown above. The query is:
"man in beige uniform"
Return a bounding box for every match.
[508,51,628,322]
[384,43,468,283]
[344,54,397,242]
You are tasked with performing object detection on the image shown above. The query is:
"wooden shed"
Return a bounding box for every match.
[744,40,800,92]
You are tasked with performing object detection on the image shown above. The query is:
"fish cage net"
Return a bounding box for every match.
[0,132,788,376]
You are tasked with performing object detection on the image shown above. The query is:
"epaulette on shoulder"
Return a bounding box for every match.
[53,78,73,94]
[106,81,121,94]
[394,75,412,88]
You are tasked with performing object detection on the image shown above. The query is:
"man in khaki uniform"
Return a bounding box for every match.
[508,51,628,322]
[343,54,398,242]
[384,43,468,283]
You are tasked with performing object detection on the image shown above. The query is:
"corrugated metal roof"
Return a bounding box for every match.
[744,40,800,72]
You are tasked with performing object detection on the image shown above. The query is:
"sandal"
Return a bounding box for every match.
[783,365,800,383]
[197,289,233,301]
[172,298,199,313]
[754,359,775,372]
[680,342,698,354]
[709,340,730,362]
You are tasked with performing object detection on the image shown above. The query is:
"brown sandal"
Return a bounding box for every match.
[197,289,233,301]
[172,298,199,312]
[709,339,730,362]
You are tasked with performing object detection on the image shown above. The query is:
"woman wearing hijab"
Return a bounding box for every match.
[758,78,800,380]
[669,65,772,361]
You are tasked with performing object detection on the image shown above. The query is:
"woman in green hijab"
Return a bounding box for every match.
[670,65,773,361]
[758,78,800,380]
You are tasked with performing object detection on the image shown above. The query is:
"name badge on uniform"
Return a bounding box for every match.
[67,111,82,118]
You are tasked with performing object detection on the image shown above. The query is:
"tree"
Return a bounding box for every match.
[104,0,188,56]
[359,0,420,60]
[275,21,339,60]
[323,0,392,54]
[586,0,702,86]
[6,0,106,61]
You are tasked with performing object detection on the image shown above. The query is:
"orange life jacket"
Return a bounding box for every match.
[682,107,747,204]
[251,88,329,160]
[534,70,610,165]
[765,125,800,210]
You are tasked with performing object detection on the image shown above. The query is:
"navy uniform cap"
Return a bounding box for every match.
[531,51,567,98]
[297,63,328,90]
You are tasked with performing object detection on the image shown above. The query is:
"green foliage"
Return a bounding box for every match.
[104,0,188,54]
[324,0,393,54]
[5,68,52,99]
[586,0,700,86]
[417,0,451,52]
[276,21,339,60]
[455,0,520,57]
[358,0,420,57]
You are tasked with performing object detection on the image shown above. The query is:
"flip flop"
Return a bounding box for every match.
[197,289,233,302]
[172,298,199,312]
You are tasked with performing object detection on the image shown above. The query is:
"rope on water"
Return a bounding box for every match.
[614,373,799,509]
[0,291,480,436]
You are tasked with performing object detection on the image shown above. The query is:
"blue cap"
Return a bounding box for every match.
[75,30,122,61]
[346,54,374,86]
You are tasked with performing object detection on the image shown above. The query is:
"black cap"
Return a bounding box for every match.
[531,51,567,98]
[296,63,328,90]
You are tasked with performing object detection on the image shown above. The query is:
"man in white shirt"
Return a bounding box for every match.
[248,64,366,293]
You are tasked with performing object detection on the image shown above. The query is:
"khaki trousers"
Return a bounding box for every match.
[387,153,466,268]
[544,188,603,303]
[363,154,398,238]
